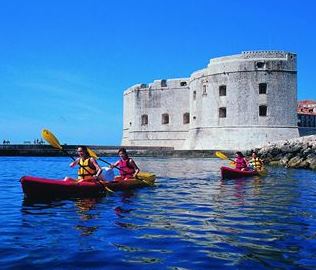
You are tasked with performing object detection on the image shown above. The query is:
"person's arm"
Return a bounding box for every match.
[90,158,102,179]
[70,158,79,168]
[244,158,249,166]
[110,160,120,169]
[129,158,140,177]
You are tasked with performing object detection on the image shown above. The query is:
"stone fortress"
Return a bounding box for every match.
[122,51,300,150]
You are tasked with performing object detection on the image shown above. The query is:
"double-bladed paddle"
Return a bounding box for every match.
[41,129,114,193]
[215,151,267,176]
[87,147,155,186]
[215,151,236,165]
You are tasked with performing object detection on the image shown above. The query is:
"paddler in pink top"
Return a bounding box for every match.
[111,147,140,180]
[234,151,249,171]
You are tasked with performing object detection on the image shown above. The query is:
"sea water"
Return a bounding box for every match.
[0,156,315,269]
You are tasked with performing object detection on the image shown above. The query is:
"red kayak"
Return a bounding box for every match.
[20,175,155,199]
[221,166,258,179]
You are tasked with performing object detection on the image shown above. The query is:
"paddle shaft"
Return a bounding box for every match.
[86,148,133,174]
[95,156,152,185]
[85,148,152,186]
[41,129,114,192]
[97,157,125,173]
[64,149,114,192]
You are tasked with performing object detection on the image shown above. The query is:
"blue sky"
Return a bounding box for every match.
[0,0,315,145]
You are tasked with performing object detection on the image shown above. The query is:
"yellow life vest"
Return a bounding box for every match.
[249,157,263,170]
[78,158,96,179]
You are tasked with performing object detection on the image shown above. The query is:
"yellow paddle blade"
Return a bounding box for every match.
[137,172,156,185]
[215,151,229,160]
[257,168,268,176]
[229,161,236,167]
[41,129,63,150]
[87,148,98,159]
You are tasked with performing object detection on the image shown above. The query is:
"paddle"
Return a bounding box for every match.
[215,151,267,176]
[41,129,114,193]
[256,167,268,176]
[87,147,155,186]
[42,129,76,160]
[87,147,119,169]
[215,151,235,163]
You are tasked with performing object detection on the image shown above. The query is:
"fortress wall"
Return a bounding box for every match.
[122,89,134,145]
[123,51,300,150]
[183,127,299,151]
[183,51,299,150]
[122,79,190,148]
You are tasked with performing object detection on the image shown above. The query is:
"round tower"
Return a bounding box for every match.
[183,51,299,150]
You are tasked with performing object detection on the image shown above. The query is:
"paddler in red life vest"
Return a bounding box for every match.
[234,151,249,171]
[68,146,103,182]
[111,147,140,181]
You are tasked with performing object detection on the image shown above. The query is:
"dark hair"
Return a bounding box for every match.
[118,147,128,155]
[78,145,89,156]
[236,151,244,157]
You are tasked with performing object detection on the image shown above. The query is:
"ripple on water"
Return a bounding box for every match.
[1,157,316,269]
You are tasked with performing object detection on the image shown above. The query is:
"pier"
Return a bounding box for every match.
[0,144,222,158]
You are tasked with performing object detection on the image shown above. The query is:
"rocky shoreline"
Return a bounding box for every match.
[252,135,316,170]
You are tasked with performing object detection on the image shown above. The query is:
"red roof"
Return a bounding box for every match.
[297,100,316,115]
[298,100,316,105]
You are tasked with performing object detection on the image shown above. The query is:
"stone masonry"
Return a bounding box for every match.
[122,51,299,150]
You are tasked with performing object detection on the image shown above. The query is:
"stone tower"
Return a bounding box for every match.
[122,51,299,150]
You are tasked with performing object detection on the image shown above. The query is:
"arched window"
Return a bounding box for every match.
[183,113,190,124]
[162,113,169,124]
[259,105,267,116]
[161,79,167,87]
[219,107,226,118]
[141,114,148,125]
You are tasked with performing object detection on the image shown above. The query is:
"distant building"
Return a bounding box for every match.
[297,100,316,135]
[122,51,301,150]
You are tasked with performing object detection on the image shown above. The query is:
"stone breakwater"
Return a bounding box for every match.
[254,135,316,170]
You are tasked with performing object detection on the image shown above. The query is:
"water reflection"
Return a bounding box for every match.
[74,198,103,236]
[5,157,316,269]
[114,206,133,216]
[75,198,100,220]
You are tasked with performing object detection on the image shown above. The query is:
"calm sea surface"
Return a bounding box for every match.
[0,156,316,270]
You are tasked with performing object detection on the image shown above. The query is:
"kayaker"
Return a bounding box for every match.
[234,151,249,171]
[248,151,264,171]
[111,147,140,180]
[66,146,103,182]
